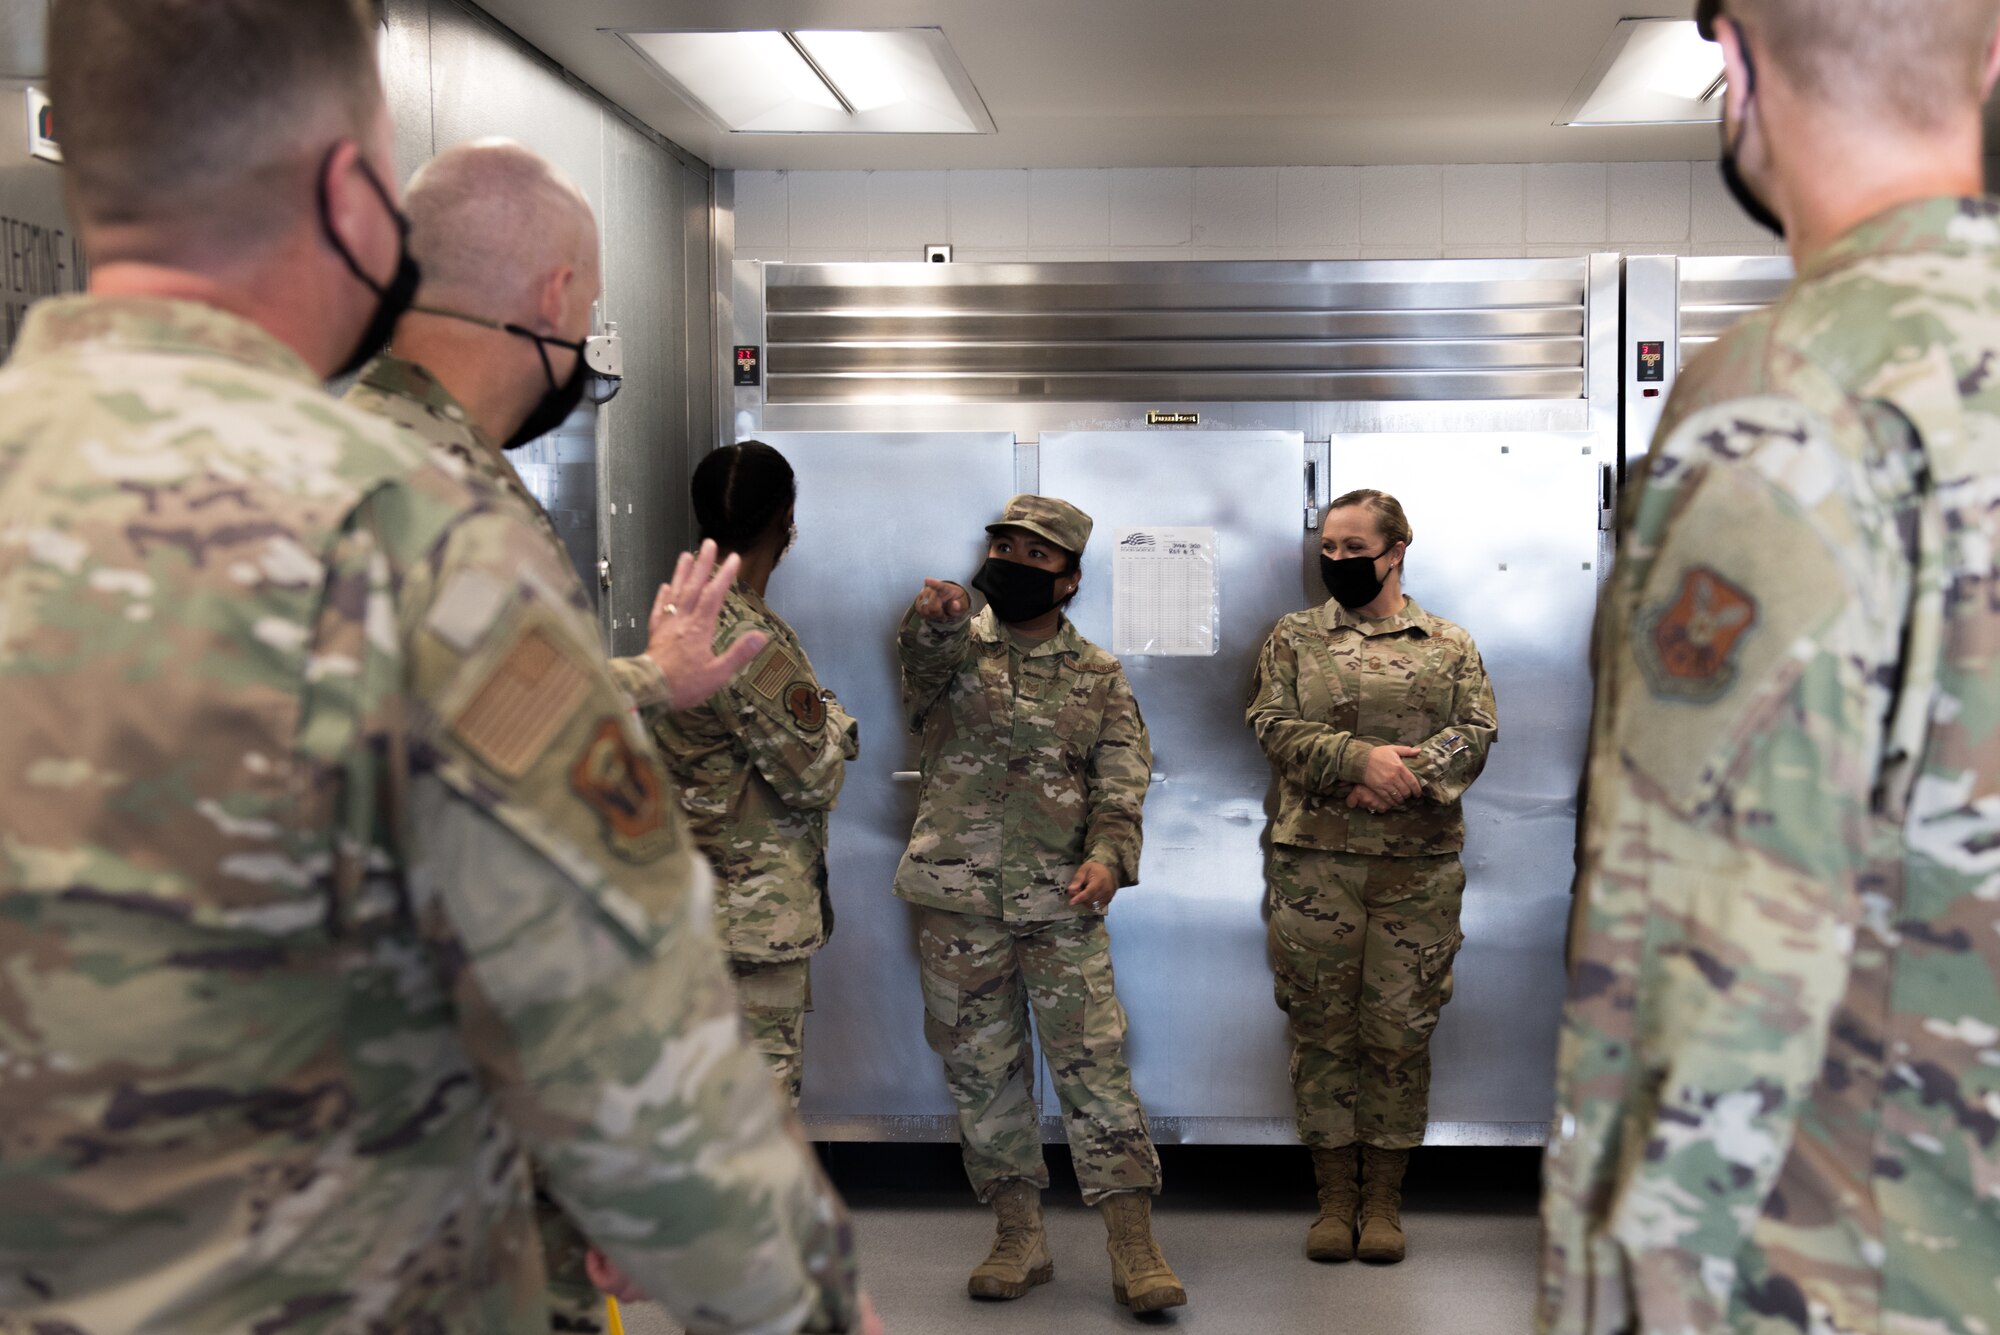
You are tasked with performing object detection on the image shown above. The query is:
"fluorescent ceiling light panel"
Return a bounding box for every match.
[616,27,995,134]
[1559,19,1724,126]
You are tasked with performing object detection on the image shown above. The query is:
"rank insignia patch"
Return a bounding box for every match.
[785,681,827,732]
[1636,565,1759,703]
[569,717,672,862]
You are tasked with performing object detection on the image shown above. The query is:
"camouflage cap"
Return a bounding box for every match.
[986,494,1093,558]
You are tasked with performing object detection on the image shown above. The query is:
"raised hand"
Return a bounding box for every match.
[647,540,771,711]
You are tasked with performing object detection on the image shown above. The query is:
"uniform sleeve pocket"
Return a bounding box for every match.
[426,756,676,961]
[1615,415,1851,816]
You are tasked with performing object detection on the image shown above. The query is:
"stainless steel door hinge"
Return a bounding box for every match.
[598,559,612,589]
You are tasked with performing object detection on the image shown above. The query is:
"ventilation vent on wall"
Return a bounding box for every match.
[761,259,1593,405]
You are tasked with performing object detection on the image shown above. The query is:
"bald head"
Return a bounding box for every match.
[405,140,600,322]
[1712,0,2000,129]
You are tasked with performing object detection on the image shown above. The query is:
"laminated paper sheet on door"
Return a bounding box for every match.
[1112,526,1218,657]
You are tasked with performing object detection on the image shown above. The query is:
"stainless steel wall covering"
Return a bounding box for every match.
[763,259,1595,405]
[1623,254,1793,464]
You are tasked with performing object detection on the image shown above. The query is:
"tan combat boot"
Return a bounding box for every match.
[968,1180,1054,1300]
[1307,1145,1361,1262]
[1357,1145,1409,1263]
[1099,1192,1187,1313]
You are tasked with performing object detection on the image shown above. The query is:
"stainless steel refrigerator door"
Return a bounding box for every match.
[1036,430,1311,1139]
[1320,432,1600,1137]
[761,432,1021,1131]
[1038,429,1593,1142]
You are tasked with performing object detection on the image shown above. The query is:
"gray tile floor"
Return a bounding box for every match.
[618,1146,1542,1335]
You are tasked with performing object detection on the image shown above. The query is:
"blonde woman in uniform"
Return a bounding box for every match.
[1246,488,1498,1264]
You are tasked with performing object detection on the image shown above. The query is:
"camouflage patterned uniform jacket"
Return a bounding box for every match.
[0,298,858,1335]
[651,585,858,960]
[1539,197,2000,1335]
[344,353,673,712]
[894,602,1151,921]
[1246,596,1497,857]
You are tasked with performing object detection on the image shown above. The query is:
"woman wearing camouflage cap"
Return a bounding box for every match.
[898,494,1185,1314]
[650,441,858,1104]
[1247,488,1497,1265]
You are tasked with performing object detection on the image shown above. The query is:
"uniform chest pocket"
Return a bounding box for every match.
[1049,673,1111,770]
[1298,639,1358,724]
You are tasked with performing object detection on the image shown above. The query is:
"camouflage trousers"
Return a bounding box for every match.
[916,907,1162,1206]
[1267,847,1466,1151]
[729,955,813,1106]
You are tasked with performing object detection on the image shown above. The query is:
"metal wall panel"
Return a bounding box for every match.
[380,0,437,179]
[425,2,606,217]
[0,0,43,80]
[595,116,684,653]
[762,433,1022,1126]
[1622,255,1793,465]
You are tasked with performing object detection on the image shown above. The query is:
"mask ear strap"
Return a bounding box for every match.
[1729,19,1761,149]
[318,143,387,297]
[500,322,585,392]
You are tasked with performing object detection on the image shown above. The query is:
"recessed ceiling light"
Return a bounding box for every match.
[1559,19,1724,127]
[613,27,996,135]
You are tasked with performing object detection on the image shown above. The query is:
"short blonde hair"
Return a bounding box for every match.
[1330,488,1413,550]
[1733,0,2000,129]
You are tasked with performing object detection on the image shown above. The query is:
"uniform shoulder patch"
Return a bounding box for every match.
[568,716,674,863]
[453,627,592,778]
[785,681,827,732]
[747,645,798,702]
[1635,565,1759,703]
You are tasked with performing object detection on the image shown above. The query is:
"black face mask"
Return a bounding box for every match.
[319,147,422,380]
[409,304,590,450]
[973,556,1072,625]
[1717,22,1786,238]
[504,330,590,450]
[1320,549,1389,610]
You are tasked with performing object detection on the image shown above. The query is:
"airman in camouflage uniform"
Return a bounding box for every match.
[900,495,1185,1314]
[0,5,862,1332]
[341,141,759,1335]
[653,583,858,1104]
[0,292,859,1335]
[1539,3,2000,1328]
[344,142,676,718]
[1248,503,1497,1264]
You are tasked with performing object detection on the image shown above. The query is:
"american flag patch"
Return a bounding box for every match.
[453,627,592,778]
[748,647,797,701]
